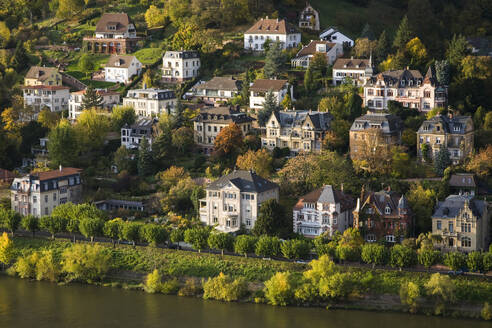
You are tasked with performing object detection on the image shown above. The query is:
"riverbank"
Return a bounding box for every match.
[4,236,492,321]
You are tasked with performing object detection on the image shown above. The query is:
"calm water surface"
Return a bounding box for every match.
[0,275,489,328]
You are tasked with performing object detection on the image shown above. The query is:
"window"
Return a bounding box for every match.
[367,89,374,96]
[448,222,454,233]
[246,219,251,226]
[461,237,471,248]
[44,195,48,203]
[461,223,471,233]
[53,193,57,201]
[366,234,376,242]
[436,220,441,230]
[385,235,395,243]
[44,207,49,215]
[385,206,391,215]
[33,196,37,203]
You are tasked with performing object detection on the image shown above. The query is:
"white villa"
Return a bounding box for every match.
[104,55,142,84]
[332,57,374,86]
[291,40,343,68]
[320,27,354,47]
[249,79,291,110]
[122,88,176,117]
[162,50,200,82]
[244,17,301,51]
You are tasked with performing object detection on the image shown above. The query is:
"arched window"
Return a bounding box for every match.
[461,237,471,248]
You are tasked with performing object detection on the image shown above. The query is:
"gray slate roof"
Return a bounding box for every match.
[195,76,242,91]
[272,111,332,131]
[432,195,486,219]
[207,170,278,193]
[350,112,402,134]
[194,106,254,124]
[449,173,476,188]
[365,69,424,88]
[417,115,473,135]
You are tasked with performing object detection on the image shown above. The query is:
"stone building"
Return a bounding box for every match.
[193,106,254,155]
[24,66,62,86]
[417,114,474,164]
[11,167,82,217]
[261,110,332,153]
[432,195,489,252]
[353,189,412,243]
[83,13,140,54]
[293,185,354,237]
[199,170,279,233]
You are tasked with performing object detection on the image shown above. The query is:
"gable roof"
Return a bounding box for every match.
[106,55,139,68]
[350,112,402,134]
[271,110,332,131]
[245,18,299,35]
[250,79,288,92]
[448,173,476,188]
[333,58,371,70]
[296,41,336,57]
[96,13,133,33]
[0,168,15,181]
[294,185,354,212]
[194,106,254,124]
[195,76,242,91]
[432,195,486,219]
[319,27,352,40]
[207,170,278,193]
[417,115,473,135]
[358,190,409,218]
[32,167,82,181]
[25,66,59,81]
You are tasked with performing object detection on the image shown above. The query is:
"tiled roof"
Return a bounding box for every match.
[207,170,278,193]
[417,115,473,135]
[250,79,288,92]
[96,13,132,33]
[350,112,402,134]
[296,41,336,57]
[25,66,59,81]
[448,174,476,188]
[365,69,425,88]
[194,106,254,124]
[195,77,241,91]
[22,85,69,90]
[358,190,409,218]
[294,185,354,212]
[245,18,299,35]
[71,89,120,96]
[333,58,371,70]
[106,55,138,68]
[271,111,332,131]
[33,167,82,181]
[0,169,15,181]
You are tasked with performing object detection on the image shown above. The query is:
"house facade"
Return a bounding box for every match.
[122,88,176,117]
[291,41,343,68]
[417,114,474,164]
[349,111,403,160]
[193,106,254,155]
[244,18,301,51]
[69,89,120,120]
[121,117,155,149]
[22,85,70,112]
[363,67,447,112]
[10,167,82,217]
[199,170,279,233]
[24,66,62,86]
[249,79,291,109]
[293,185,354,237]
[104,55,142,84]
[332,57,373,86]
[298,3,320,31]
[353,189,412,243]
[83,13,140,54]
[162,50,200,82]
[432,195,489,252]
[192,77,242,105]
[261,110,332,153]
[319,27,354,47]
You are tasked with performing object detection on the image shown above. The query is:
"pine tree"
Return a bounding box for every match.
[435,60,450,85]
[393,16,413,51]
[258,91,278,126]
[304,67,315,94]
[434,147,451,176]
[81,85,103,109]
[360,23,375,40]
[10,41,29,71]
[138,137,153,177]
[375,30,390,64]
[263,41,285,79]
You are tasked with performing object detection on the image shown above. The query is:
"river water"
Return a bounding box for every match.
[0,276,489,328]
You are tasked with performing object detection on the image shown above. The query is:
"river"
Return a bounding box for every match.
[0,276,489,328]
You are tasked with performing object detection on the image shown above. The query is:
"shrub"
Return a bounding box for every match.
[203,272,248,301]
[390,245,416,270]
[417,249,441,269]
[482,302,492,321]
[35,250,60,282]
[303,255,336,283]
[294,281,318,304]
[255,235,281,257]
[361,243,388,268]
[207,232,234,256]
[483,252,492,272]
[161,278,180,295]
[466,251,483,272]
[142,224,168,247]
[280,239,311,259]
[234,235,257,257]
[61,244,111,282]
[263,271,296,306]
[318,272,354,300]
[400,281,420,313]
[178,278,202,296]
[144,269,162,293]
[425,273,456,315]
[336,244,360,262]
[444,252,467,271]
[14,252,40,279]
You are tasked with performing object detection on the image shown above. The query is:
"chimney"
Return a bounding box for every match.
[59,165,62,172]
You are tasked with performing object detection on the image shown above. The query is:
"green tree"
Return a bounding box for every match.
[234,235,257,257]
[280,239,311,260]
[444,252,466,271]
[252,199,290,238]
[236,149,273,178]
[142,224,168,247]
[40,215,67,239]
[0,208,21,236]
[263,41,284,79]
[62,243,111,282]
[434,147,451,176]
[303,67,315,93]
[111,106,136,131]
[81,85,103,109]
[0,232,14,268]
[56,0,84,19]
[482,302,492,321]
[208,232,234,256]
[170,228,184,248]
[390,245,416,270]
[361,243,388,268]
[263,271,296,306]
[79,218,103,243]
[36,250,60,282]
[393,16,413,51]
[467,251,483,272]
[203,272,247,301]
[21,215,39,238]
[424,273,456,315]
[400,281,420,313]
[144,269,162,293]
[257,91,278,126]
[103,218,123,246]
[171,127,194,153]
[407,183,436,234]
[184,227,210,252]
[47,119,79,167]
[255,235,281,257]
[79,53,95,77]
[446,34,469,69]
[483,252,492,272]
[145,5,166,28]
[417,249,441,270]
[138,137,153,177]
[375,30,390,64]
[122,222,142,247]
[75,108,111,152]
[435,60,450,85]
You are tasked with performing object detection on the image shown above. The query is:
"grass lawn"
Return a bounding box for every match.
[132,48,164,65]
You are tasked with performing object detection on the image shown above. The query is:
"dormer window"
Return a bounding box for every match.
[385,206,391,215]
[401,80,405,86]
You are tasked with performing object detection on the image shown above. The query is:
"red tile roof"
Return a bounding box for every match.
[22,85,69,90]
[250,79,288,92]
[245,18,299,35]
[33,167,82,181]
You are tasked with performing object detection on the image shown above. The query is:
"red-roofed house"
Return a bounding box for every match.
[244,17,301,51]
[291,40,343,68]
[22,85,70,112]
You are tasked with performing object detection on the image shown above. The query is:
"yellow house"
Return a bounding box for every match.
[24,66,62,86]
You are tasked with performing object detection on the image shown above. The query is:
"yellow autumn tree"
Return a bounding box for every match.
[236,149,273,178]
[145,5,166,28]
[0,232,15,268]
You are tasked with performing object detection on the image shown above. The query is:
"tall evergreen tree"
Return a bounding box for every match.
[360,23,375,40]
[257,91,278,126]
[435,60,450,85]
[446,34,470,69]
[10,41,29,71]
[304,67,315,94]
[393,16,413,51]
[138,137,153,177]
[251,199,290,239]
[375,30,390,64]
[81,85,103,109]
[434,147,451,176]
[263,41,285,79]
